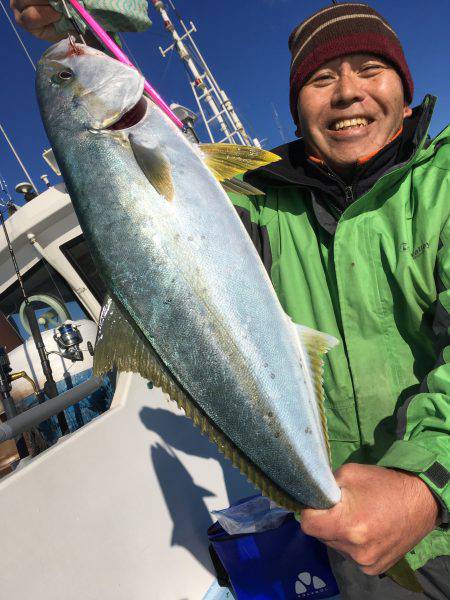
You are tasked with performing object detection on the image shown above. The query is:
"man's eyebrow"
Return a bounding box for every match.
[311,67,335,76]
[359,57,390,66]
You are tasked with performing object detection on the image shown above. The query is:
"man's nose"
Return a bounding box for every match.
[331,74,365,106]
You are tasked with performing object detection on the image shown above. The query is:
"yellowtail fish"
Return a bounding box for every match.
[36,39,343,511]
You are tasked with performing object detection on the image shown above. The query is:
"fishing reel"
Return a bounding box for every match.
[52,324,90,362]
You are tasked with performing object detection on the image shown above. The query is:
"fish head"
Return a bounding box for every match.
[36,39,145,134]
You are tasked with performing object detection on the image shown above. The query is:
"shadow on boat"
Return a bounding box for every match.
[140,407,257,573]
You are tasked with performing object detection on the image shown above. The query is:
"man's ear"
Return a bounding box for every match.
[403,104,413,119]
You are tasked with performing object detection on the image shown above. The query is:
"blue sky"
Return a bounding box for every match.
[0,0,449,202]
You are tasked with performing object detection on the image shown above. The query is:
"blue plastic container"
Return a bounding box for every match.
[209,508,340,600]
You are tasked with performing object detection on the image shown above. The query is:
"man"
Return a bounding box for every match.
[13,2,450,598]
[229,5,450,598]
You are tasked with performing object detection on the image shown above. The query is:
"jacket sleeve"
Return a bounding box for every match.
[50,0,151,35]
[378,215,450,522]
[227,189,273,275]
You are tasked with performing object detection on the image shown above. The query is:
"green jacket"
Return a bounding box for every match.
[229,96,450,570]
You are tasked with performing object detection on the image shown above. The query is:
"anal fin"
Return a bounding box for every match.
[94,295,307,512]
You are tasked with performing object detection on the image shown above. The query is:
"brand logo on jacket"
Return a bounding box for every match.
[399,241,430,258]
[412,241,430,259]
[295,571,327,596]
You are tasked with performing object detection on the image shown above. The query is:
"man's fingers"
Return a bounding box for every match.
[300,507,341,541]
[10,0,61,32]
[12,0,53,11]
[20,6,61,30]
[18,6,61,30]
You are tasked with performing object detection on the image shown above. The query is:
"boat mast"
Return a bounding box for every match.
[151,0,260,147]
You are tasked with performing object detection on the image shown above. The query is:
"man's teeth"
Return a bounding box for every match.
[332,117,370,131]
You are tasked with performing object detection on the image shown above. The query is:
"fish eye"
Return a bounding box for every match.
[58,70,73,80]
[52,69,74,84]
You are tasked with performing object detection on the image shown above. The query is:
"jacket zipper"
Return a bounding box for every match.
[345,186,354,204]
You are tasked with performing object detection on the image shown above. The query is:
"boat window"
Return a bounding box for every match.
[0,261,91,340]
[60,235,107,305]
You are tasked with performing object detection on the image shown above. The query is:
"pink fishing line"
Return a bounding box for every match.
[66,0,184,130]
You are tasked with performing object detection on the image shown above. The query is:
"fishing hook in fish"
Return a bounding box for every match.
[59,0,87,45]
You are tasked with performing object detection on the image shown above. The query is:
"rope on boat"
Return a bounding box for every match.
[0,0,36,71]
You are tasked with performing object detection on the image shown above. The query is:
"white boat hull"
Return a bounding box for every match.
[0,372,256,599]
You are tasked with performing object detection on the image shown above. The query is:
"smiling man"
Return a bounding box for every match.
[230,3,450,599]
[296,53,412,176]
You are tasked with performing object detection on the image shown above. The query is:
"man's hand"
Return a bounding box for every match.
[10,0,63,41]
[301,463,440,576]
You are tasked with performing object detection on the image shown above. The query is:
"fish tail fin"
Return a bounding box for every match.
[387,559,423,593]
[292,322,339,464]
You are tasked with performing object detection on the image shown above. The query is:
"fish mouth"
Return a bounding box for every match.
[106,95,148,131]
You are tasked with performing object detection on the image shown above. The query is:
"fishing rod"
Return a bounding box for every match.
[60,0,185,131]
[0,185,69,435]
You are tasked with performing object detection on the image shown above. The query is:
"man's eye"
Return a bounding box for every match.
[360,65,384,74]
[312,74,334,84]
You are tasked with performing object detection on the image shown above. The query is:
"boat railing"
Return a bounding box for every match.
[0,375,104,445]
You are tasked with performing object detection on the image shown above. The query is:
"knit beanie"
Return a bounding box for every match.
[289,3,414,130]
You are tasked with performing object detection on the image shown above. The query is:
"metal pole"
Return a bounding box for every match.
[24,304,69,434]
[152,0,256,144]
[167,4,255,146]
[0,123,38,194]
[0,376,103,443]
[0,209,69,434]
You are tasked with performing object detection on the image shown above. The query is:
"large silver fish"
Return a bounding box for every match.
[36,39,341,510]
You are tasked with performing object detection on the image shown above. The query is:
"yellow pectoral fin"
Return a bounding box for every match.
[221,177,265,196]
[200,143,281,181]
[130,135,174,202]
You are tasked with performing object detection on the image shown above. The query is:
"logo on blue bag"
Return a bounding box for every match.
[295,571,327,596]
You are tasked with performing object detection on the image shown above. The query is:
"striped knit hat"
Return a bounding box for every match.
[289,3,414,130]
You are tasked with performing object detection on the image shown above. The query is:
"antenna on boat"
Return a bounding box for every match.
[151,0,260,146]
[0,123,39,195]
[271,102,287,143]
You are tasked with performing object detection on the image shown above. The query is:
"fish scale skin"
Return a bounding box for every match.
[36,39,340,509]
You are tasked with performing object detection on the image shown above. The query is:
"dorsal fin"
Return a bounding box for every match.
[292,322,339,463]
[200,143,281,181]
